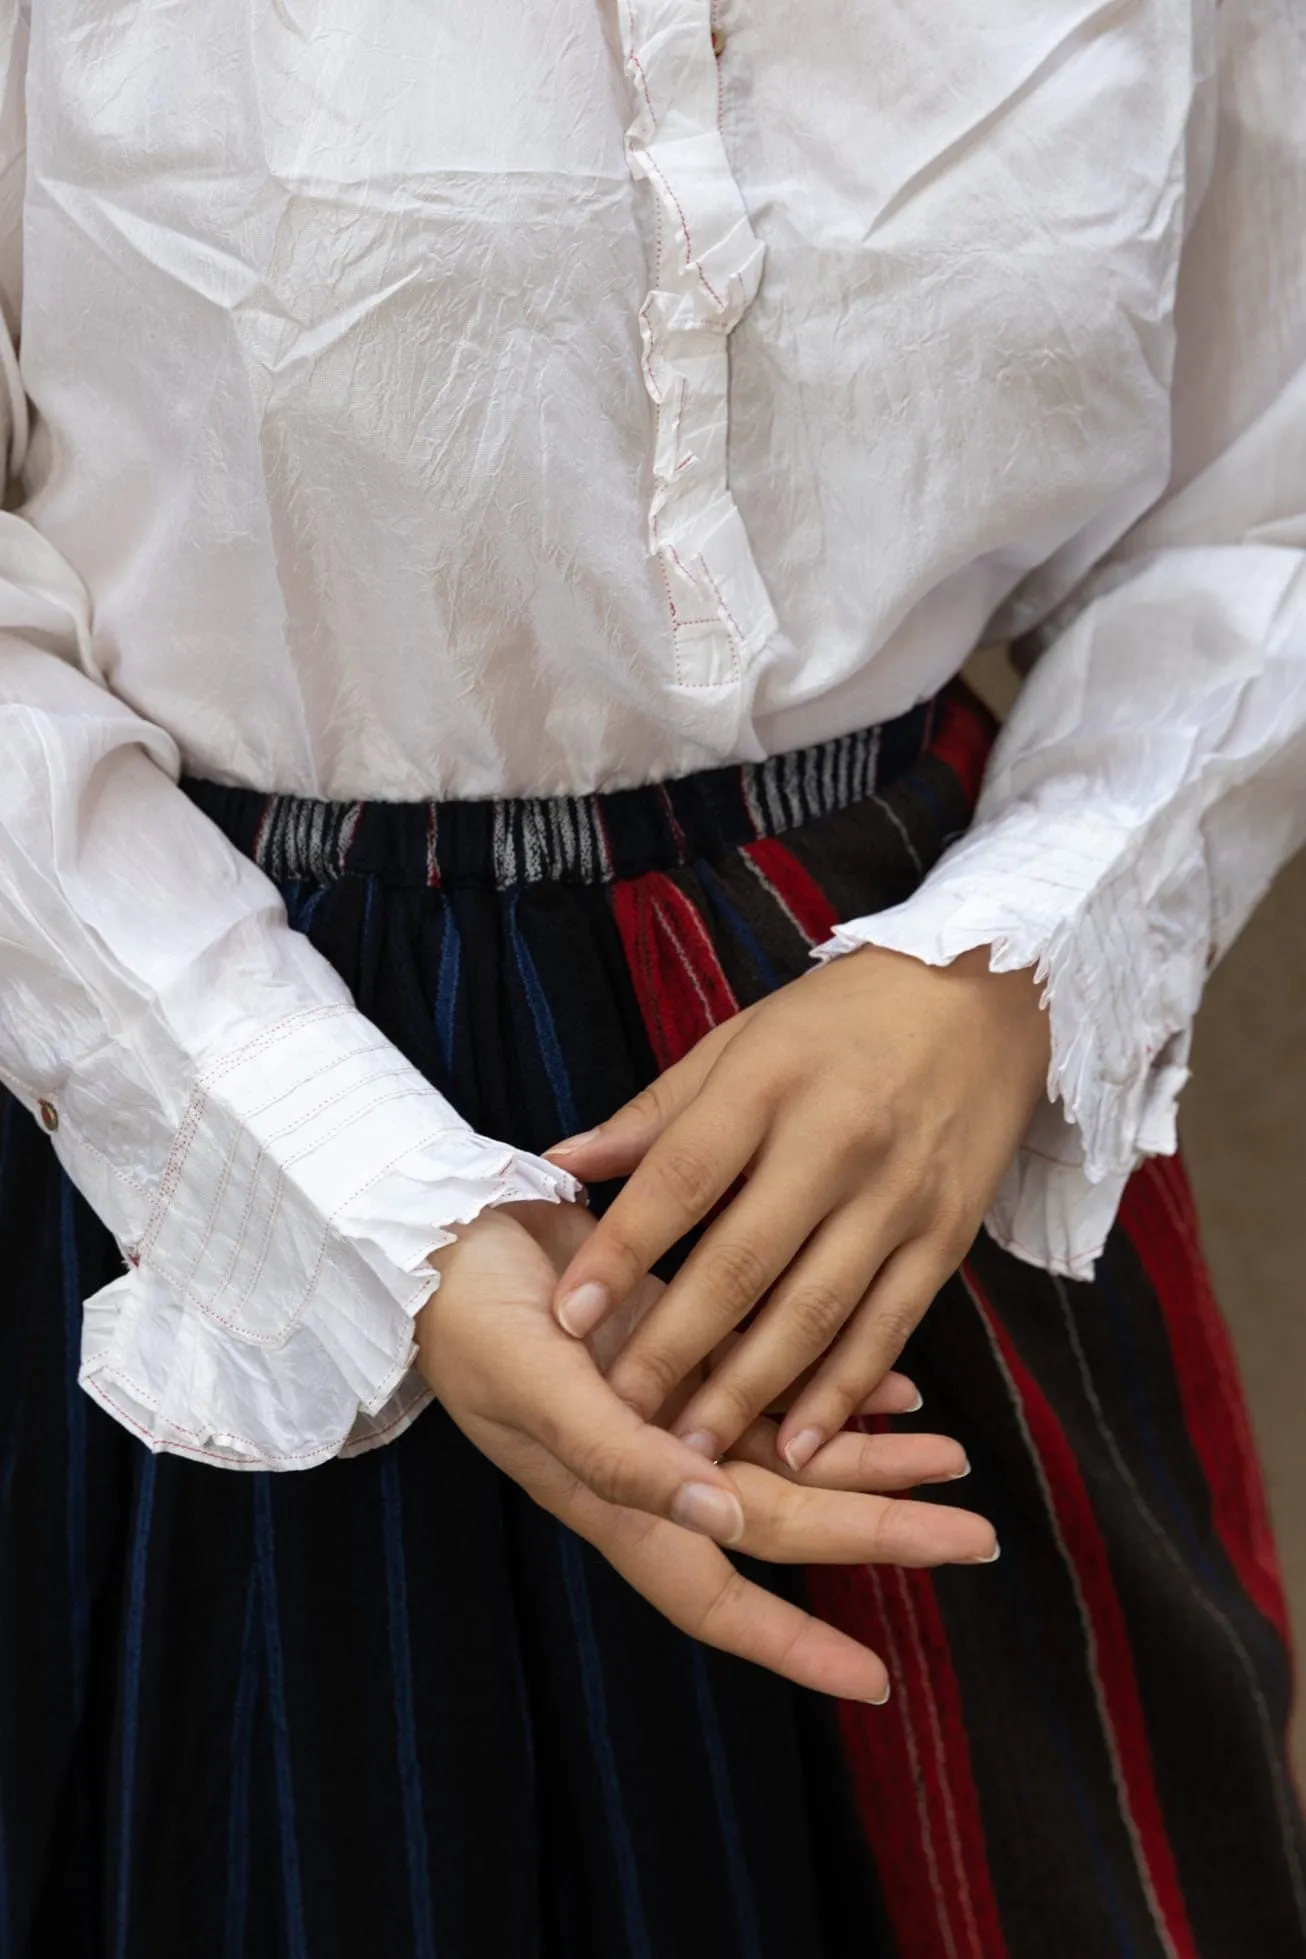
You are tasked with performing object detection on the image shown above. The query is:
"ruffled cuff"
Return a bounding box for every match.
[77,1003,581,1469]
[815,800,1207,1279]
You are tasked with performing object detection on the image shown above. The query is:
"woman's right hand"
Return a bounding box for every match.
[415,1202,996,1705]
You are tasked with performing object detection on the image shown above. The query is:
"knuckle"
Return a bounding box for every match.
[705,1370,765,1437]
[621,1340,687,1415]
[808,1375,860,1435]
[705,1235,770,1306]
[653,1139,715,1210]
[869,1297,921,1360]
[695,1569,747,1648]
[623,1083,667,1128]
[783,1283,850,1350]
[592,1218,649,1279]
[574,1435,637,1506]
[862,1500,894,1564]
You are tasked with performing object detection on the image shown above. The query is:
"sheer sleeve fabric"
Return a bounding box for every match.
[820,0,1306,1277]
[0,3,578,1469]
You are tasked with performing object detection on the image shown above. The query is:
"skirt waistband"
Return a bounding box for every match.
[182,690,982,890]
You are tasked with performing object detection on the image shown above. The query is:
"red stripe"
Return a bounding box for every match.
[612,871,738,1068]
[926,688,994,807]
[806,1558,1007,1959]
[964,1263,1200,1959]
[742,836,840,943]
[1117,1156,1288,1641]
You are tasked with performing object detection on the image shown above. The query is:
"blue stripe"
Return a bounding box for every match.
[0,1090,17,1186]
[971,1458,1142,1953]
[223,1570,259,1959]
[0,1098,23,1520]
[1095,1263,1224,1591]
[687,1648,765,1959]
[0,1728,8,1959]
[433,910,462,1082]
[380,1452,439,1959]
[556,1528,651,1959]
[114,1452,157,1959]
[903,763,948,829]
[283,878,330,934]
[506,897,579,1135]
[59,1178,89,1714]
[692,859,781,990]
[254,1479,309,1959]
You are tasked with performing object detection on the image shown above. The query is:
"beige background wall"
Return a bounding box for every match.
[965,645,1306,1776]
[1183,851,1306,1776]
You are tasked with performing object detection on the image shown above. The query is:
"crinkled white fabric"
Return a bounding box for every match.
[819,0,1306,1276]
[0,0,1300,1463]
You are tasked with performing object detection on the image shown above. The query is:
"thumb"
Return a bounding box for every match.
[544,1007,753,1181]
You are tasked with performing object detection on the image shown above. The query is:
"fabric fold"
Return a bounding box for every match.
[77,1003,580,1468]
[620,0,777,687]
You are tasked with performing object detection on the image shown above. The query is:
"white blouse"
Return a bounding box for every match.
[0,0,1302,1467]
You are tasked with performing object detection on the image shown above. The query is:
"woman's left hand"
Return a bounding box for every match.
[545,943,1051,1473]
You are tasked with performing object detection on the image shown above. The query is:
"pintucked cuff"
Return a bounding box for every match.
[816,800,1207,1279]
[76,1002,580,1468]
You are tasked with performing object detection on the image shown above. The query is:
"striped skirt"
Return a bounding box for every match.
[1,684,1302,1958]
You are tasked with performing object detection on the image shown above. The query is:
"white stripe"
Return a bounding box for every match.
[836,733,851,810]
[869,1566,962,1959]
[782,747,802,827]
[738,846,815,947]
[1052,1274,1306,1935]
[872,791,923,872]
[492,801,512,886]
[742,764,766,837]
[820,736,837,810]
[960,1268,1186,1959]
[895,1568,985,1959]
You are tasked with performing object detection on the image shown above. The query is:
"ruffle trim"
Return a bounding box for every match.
[815,804,1207,1278]
[80,1140,580,1470]
[621,0,777,688]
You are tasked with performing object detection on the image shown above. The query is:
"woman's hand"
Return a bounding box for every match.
[415,1199,996,1704]
[544,944,1050,1473]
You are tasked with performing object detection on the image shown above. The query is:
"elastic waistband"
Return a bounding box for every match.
[182,691,978,890]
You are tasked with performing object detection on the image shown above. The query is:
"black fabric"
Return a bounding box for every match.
[2,687,1302,1958]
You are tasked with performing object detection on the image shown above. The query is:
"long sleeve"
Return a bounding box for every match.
[820,0,1306,1278]
[0,9,577,1469]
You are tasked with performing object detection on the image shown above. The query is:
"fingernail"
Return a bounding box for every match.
[547,1128,602,1159]
[781,1427,824,1474]
[969,1540,1001,1564]
[949,1455,972,1480]
[907,1389,925,1413]
[556,1281,611,1339]
[678,1430,720,1461]
[869,1681,892,1706]
[671,1481,745,1547]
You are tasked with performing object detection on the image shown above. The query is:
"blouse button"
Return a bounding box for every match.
[711,25,726,55]
[38,1098,58,1133]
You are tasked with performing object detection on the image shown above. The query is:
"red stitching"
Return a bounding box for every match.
[694,552,748,660]
[238,1030,390,1126]
[194,1004,352,1092]
[223,1082,449,1327]
[641,153,727,308]
[627,47,657,127]
[149,1113,513,1343]
[138,1006,353,1261]
[625,16,727,311]
[89,1369,427,1467]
